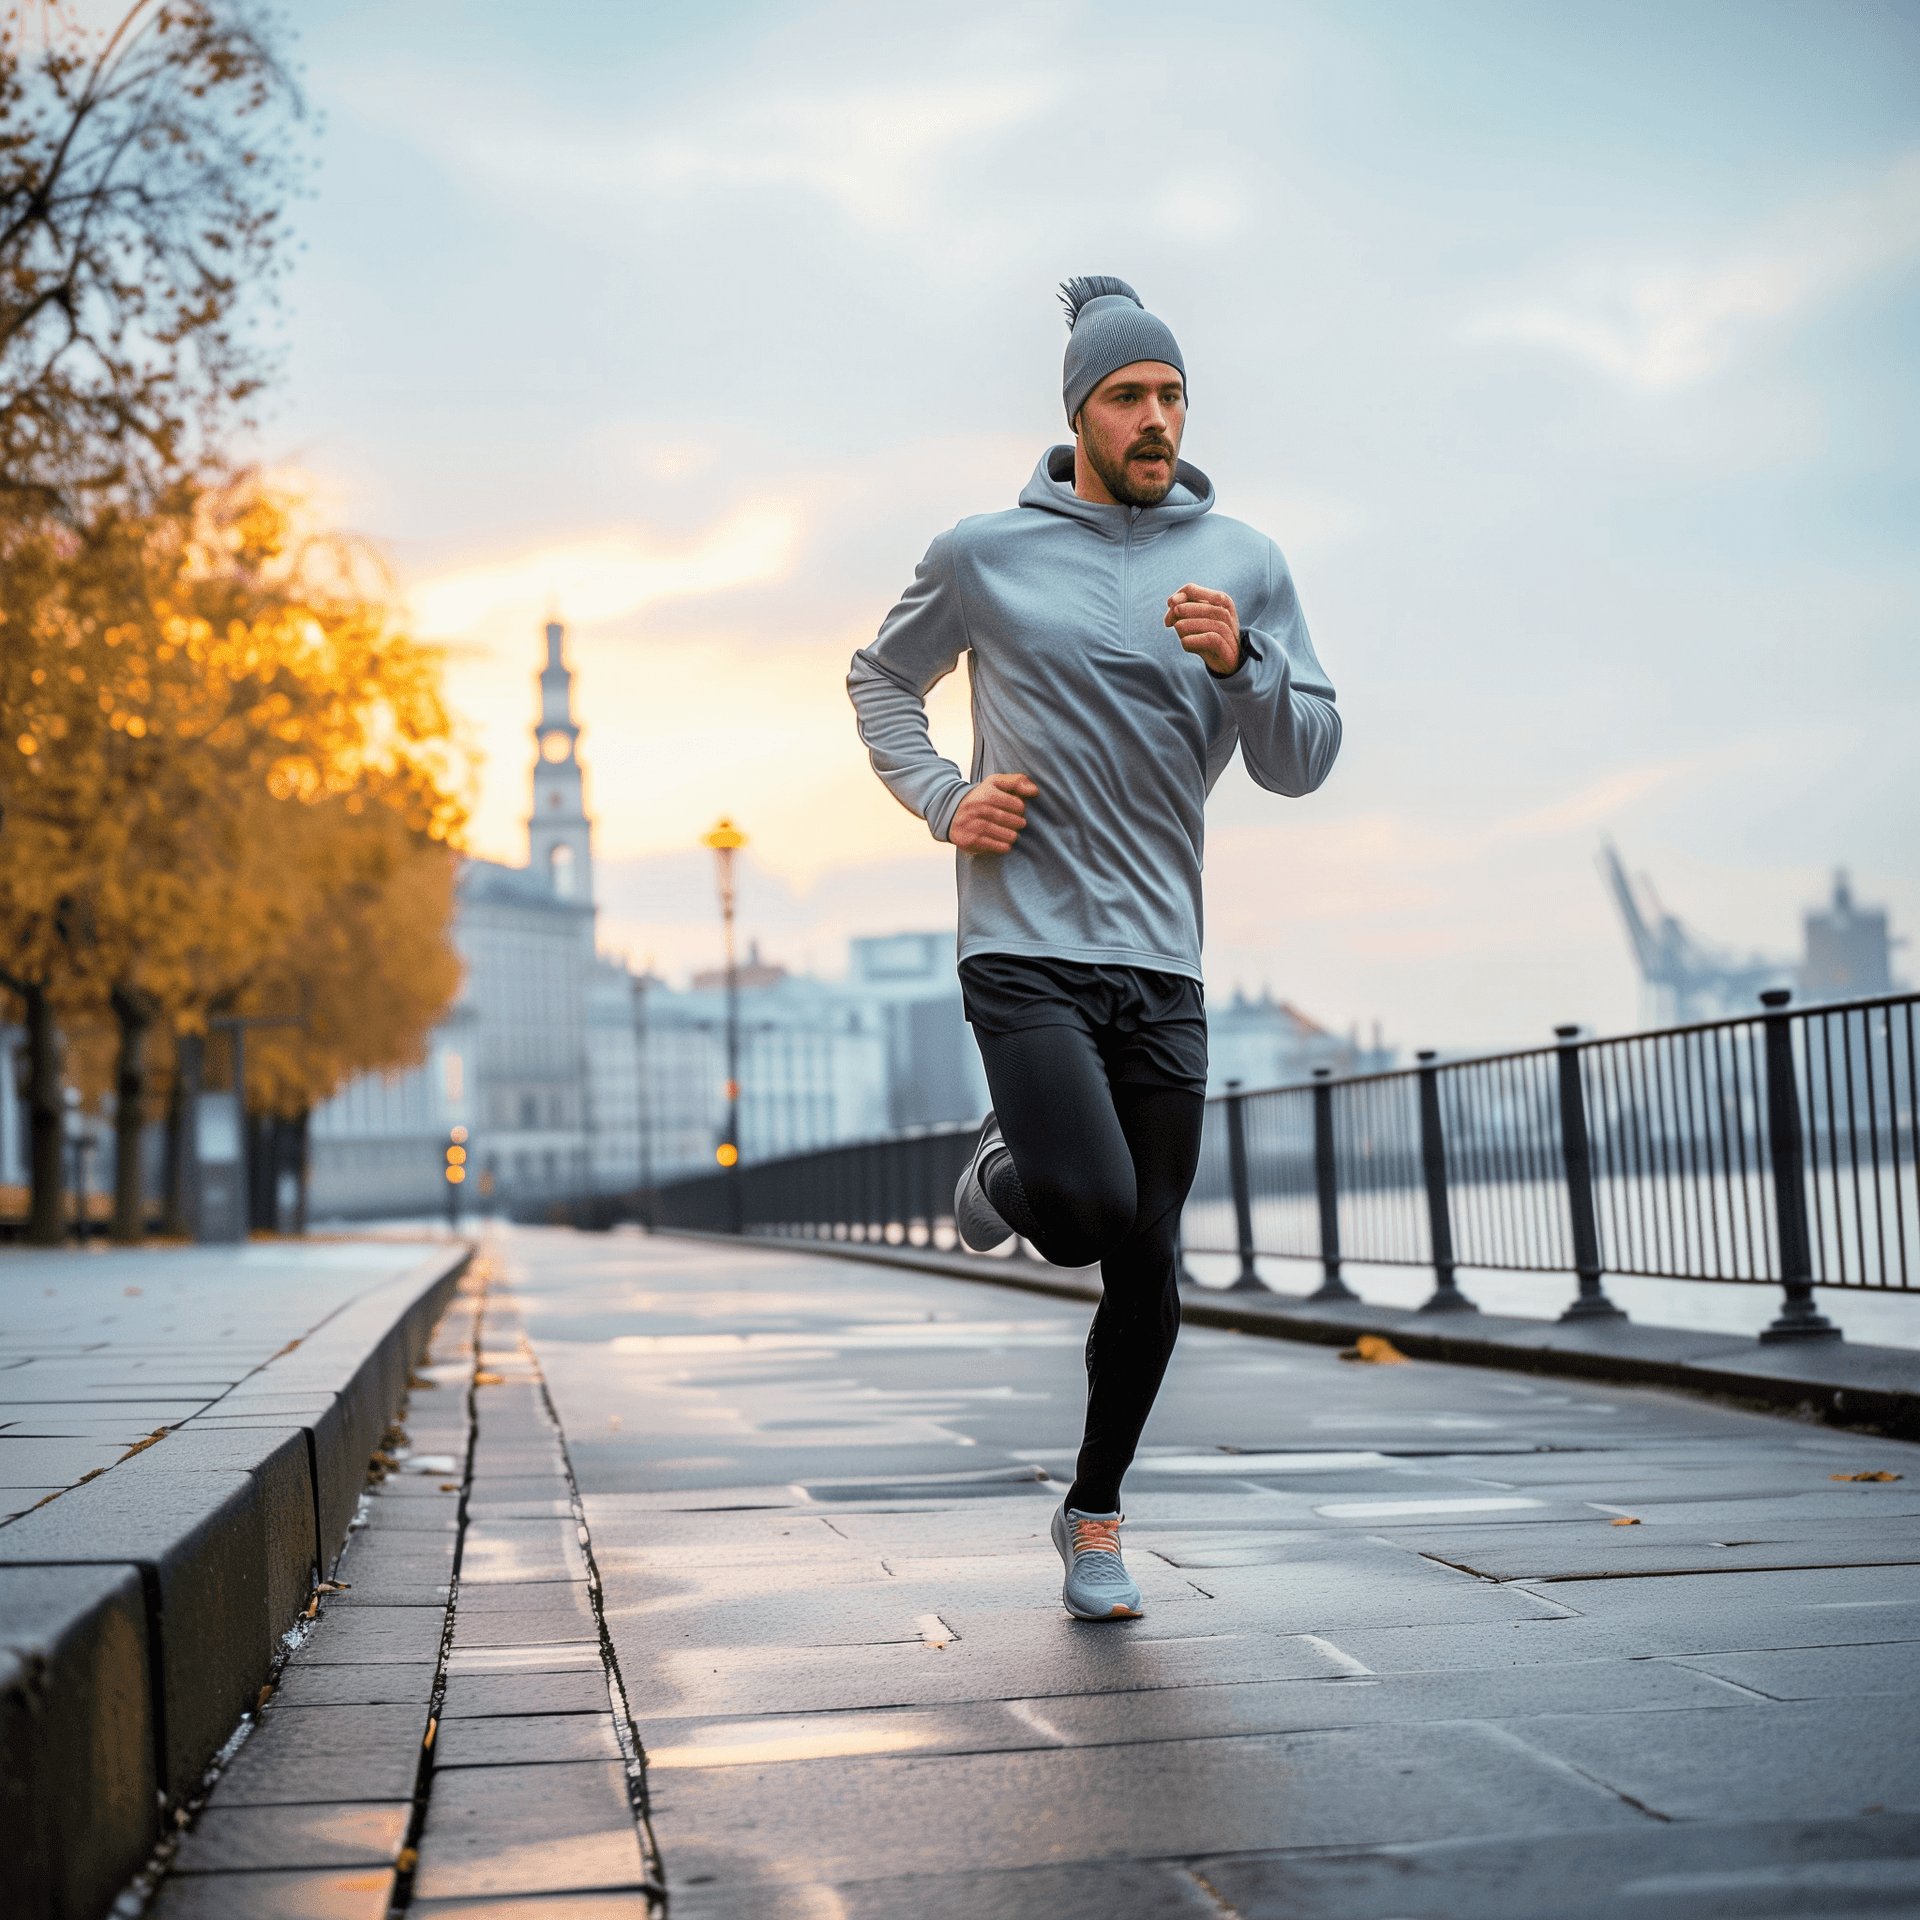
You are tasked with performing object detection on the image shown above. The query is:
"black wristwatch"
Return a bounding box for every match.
[1206,630,1251,679]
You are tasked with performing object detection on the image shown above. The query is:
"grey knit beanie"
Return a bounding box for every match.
[1059,276,1186,427]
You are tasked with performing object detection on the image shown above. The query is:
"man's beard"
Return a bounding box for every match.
[1086,432,1178,507]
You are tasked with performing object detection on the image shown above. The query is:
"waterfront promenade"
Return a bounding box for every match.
[134,1225,1920,1919]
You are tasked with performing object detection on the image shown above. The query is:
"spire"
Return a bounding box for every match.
[528,620,594,912]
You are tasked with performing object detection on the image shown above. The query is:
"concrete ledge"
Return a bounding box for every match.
[666,1230,1920,1439]
[0,1564,154,1920]
[0,1240,470,1920]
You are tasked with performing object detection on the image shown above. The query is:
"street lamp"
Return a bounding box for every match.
[702,817,747,1228]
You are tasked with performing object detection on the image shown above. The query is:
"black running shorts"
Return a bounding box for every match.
[957,954,1208,1095]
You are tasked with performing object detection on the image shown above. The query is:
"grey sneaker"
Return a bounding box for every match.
[1051,1503,1144,1620]
[954,1110,1013,1253]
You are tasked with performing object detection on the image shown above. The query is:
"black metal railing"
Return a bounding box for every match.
[643,989,1917,1344]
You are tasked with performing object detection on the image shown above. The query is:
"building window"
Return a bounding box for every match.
[443,1052,463,1101]
[550,843,576,898]
[550,1093,564,1126]
[520,1094,536,1127]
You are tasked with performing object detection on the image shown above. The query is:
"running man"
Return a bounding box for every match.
[847,277,1341,1619]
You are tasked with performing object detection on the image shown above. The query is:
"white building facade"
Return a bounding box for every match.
[308,622,617,1221]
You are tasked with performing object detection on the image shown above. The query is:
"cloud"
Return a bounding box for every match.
[350,48,1060,235]
[410,501,799,636]
[1464,150,1920,388]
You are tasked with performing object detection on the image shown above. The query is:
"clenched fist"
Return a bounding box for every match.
[949,772,1039,854]
[1165,583,1242,676]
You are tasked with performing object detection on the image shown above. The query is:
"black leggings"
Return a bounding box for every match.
[973,1024,1204,1514]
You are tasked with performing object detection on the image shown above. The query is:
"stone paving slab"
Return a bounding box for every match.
[412,1895,655,1917]
[212,1704,432,1806]
[169,1800,412,1872]
[148,1865,396,1919]
[271,1662,440,1708]
[412,1760,649,1900]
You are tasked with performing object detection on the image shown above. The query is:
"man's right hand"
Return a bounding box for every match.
[948,773,1039,854]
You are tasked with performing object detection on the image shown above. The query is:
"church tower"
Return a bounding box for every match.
[527,620,594,906]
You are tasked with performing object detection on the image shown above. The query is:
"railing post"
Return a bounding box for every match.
[1554,1025,1624,1322]
[1306,1068,1356,1302]
[1416,1051,1475,1312]
[1223,1079,1266,1291]
[1757,989,1841,1343]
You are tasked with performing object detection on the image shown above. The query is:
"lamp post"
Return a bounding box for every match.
[703,818,747,1229]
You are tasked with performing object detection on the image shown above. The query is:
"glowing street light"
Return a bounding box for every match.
[445,1125,468,1230]
[702,818,747,1228]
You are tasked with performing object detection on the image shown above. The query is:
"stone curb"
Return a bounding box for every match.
[0,1240,473,1920]
[662,1229,1920,1439]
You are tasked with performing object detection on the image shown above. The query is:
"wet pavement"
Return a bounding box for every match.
[139,1225,1920,1918]
[532,1227,1920,1918]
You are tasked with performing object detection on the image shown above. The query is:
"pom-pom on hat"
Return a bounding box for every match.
[1059,276,1186,428]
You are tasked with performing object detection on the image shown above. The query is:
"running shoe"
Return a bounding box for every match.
[954,1110,1013,1253]
[1051,1502,1144,1620]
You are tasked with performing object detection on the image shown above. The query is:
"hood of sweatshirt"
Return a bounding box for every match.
[1017,444,1216,538]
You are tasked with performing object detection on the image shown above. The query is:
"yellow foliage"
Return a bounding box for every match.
[0,478,471,1111]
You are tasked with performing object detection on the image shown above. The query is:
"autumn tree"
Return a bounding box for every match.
[0,479,468,1243]
[1,1,302,515]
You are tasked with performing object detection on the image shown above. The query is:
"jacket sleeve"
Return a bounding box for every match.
[1214,538,1341,797]
[846,529,974,842]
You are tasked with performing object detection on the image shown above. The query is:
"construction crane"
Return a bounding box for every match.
[1598,843,1792,1023]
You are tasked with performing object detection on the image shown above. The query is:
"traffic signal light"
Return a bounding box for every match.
[446,1125,468,1184]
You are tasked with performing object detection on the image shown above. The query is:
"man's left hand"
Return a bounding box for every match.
[1165,584,1242,676]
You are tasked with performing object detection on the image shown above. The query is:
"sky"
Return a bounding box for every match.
[260,0,1920,1050]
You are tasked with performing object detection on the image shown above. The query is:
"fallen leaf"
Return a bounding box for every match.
[440,1481,459,1492]
[1338,1335,1408,1365]
[118,1427,170,1462]
[1832,1471,1903,1482]
[256,1684,274,1709]
[423,1715,437,1750]
[317,1581,351,1592]
[395,1848,418,1875]
[305,1595,319,1619]
[1610,1516,1641,1526]
[474,1371,505,1386]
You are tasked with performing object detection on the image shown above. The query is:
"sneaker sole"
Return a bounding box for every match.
[954,1113,1013,1254]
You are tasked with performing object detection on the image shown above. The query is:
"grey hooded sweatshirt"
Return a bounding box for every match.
[847,446,1340,982]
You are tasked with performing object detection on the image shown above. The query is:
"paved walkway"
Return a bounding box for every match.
[145,1226,1920,1918]
[0,1237,465,1519]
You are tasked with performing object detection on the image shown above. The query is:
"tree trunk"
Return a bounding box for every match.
[109,985,157,1243]
[291,1107,310,1236]
[20,984,64,1246]
[160,1032,203,1239]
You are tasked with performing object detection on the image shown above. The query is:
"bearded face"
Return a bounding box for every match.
[1074,362,1187,507]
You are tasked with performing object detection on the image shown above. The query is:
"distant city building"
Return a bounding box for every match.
[309,621,607,1220]
[1802,870,1896,1001]
[1206,988,1388,1091]
[634,933,989,1185]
